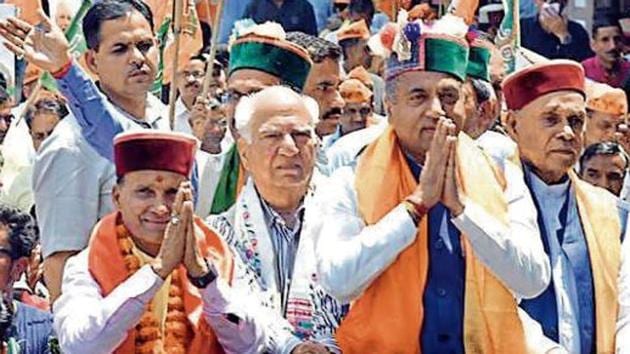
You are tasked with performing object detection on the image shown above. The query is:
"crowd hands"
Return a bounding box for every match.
[0,0,627,353]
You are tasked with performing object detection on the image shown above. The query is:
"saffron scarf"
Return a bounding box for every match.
[87,213,233,354]
[568,171,620,353]
[336,126,526,353]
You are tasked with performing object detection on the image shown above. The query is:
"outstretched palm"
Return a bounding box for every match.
[0,10,71,73]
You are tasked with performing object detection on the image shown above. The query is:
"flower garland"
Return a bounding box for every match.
[115,217,191,354]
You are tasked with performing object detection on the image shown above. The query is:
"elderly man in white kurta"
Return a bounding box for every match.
[207,86,344,354]
[314,15,550,353]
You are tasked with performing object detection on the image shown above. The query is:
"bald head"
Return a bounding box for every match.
[234,86,319,143]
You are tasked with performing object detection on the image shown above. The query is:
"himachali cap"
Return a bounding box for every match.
[466,33,491,82]
[347,66,374,89]
[502,60,586,111]
[370,14,470,82]
[340,78,373,103]
[337,20,371,42]
[585,81,628,117]
[114,131,198,178]
[229,22,313,91]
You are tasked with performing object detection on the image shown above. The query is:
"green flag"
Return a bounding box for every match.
[39,0,92,91]
[495,0,520,74]
[151,16,172,96]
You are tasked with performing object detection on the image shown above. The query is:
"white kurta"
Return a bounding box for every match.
[174,96,193,135]
[195,149,228,218]
[54,249,267,354]
[325,119,387,173]
[314,154,551,304]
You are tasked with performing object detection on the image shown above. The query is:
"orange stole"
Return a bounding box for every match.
[336,127,526,353]
[570,172,620,353]
[88,213,233,354]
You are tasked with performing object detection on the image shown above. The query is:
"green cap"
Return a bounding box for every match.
[229,35,313,91]
[467,45,491,81]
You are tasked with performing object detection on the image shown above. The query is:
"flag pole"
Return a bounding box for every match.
[200,0,225,99]
[168,0,185,130]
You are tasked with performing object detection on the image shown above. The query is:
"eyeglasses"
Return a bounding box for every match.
[180,70,205,79]
[220,88,263,105]
[344,106,372,117]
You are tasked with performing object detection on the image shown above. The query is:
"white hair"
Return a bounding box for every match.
[234,86,320,143]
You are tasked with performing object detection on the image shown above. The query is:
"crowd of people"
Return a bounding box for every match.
[0,0,627,353]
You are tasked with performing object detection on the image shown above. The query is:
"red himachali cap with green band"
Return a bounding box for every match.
[229,34,313,91]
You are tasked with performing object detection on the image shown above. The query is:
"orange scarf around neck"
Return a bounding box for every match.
[336,127,526,353]
[88,212,233,354]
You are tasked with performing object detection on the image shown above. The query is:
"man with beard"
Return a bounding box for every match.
[315,15,549,353]
[0,0,170,301]
[504,60,623,353]
[582,16,630,89]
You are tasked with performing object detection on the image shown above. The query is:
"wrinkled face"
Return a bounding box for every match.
[113,171,186,252]
[55,2,73,32]
[303,58,343,137]
[0,104,12,145]
[225,69,281,140]
[86,11,158,101]
[511,92,586,179]
[239,94,317,194]
[581,153,627,195]
[177,59,205,105]
[340,101,372,134]
[584,110,623,147]
[0,226,26,293]
[592,26,624,65]
[30,112,61,151]
[387,71,465,158]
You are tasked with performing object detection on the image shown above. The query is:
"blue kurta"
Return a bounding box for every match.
[406,156,465,353]
[11,301,54,354]
[520,165,595,353]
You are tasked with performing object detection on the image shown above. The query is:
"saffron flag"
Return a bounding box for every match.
[5,0,43,25]
[495,0,520,74]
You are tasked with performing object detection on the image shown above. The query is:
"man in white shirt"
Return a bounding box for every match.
[315,15,549,353]
[208,86,343,354]
[54,130,266,354]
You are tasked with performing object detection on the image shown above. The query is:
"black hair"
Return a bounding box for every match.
[580,141,630,174]
[83,0,154,50]
[348,0,375,22]
[286,32,342,64]
[0,206,38,260]
[591,14,621,39]
[470,77,492,104]
[24,97,69,129]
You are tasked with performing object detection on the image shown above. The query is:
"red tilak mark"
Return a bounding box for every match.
[156,176,164,183]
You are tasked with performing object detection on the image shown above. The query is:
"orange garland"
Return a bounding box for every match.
[115,217,191,354]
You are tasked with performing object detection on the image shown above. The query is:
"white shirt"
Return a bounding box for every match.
[195,149,229,218]
[527,172,581,354]
[33,95,169,258]
[54,250,267,354]
[314,158,550,304]
[174,96,193,135]
[325,119,388,174]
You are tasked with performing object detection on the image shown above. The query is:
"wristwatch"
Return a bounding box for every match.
[187,259,217,289]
